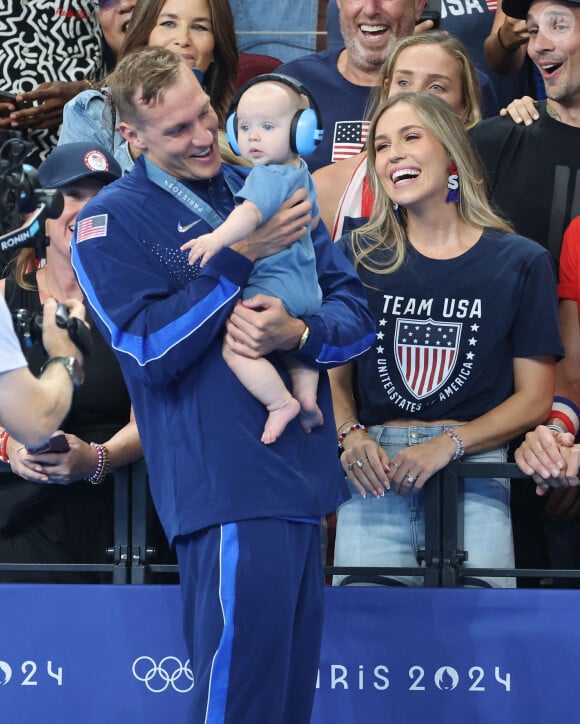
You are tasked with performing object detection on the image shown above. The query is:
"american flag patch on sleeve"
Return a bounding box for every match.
[76,214,108,242]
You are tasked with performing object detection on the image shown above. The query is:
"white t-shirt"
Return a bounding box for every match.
[0,296,27,375]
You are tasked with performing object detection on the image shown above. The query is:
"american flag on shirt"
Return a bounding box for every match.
[76,214,108,243]
[486,1,498,10]
[395,318,461,399]
[331,120,369,162]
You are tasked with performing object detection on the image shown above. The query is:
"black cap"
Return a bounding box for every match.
[38,142,122,188]
[503,0,580,19]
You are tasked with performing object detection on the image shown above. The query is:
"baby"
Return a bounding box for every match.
[182,75,324,444]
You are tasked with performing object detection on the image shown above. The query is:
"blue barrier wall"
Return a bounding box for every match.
[0,585,576,723]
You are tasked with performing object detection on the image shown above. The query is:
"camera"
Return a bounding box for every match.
[13,303,93,358]
[0,132,63,261]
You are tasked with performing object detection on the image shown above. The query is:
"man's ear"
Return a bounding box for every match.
[119,121,146,151]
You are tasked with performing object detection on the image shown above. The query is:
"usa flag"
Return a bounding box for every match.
[76,214,108,243]
[486,1,498,10]
[331,120,369,162]
[395,318,461,399]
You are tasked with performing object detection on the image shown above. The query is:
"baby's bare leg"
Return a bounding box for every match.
[283,355,323,434]
[223,342,300,444]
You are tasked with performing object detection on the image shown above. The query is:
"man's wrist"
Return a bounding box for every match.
[297,323,310,351]
[41,356,84,388]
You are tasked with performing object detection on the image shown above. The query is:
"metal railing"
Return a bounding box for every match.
[0,461,579,586]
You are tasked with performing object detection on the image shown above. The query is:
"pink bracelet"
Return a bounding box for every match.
[444,427,465,461]
[85,442,110,485]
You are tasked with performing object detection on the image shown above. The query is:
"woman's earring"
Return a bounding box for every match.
[446,161,459,204]
[393,201,401,222]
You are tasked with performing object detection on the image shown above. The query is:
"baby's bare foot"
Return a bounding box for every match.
[261,398,301,444]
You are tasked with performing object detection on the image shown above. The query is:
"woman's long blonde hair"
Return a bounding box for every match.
[351,92,511,276]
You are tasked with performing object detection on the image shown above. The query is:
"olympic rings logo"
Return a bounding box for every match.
[132,656,195,693]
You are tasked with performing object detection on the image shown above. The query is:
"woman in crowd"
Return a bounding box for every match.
[330,91,563,587]
[58,0,238,170]
[314,31,482,241]
[0,142,142,582]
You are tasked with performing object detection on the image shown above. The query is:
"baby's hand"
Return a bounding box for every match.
[180,233,219,267]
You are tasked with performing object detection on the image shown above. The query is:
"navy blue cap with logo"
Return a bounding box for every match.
[38,142,122,189]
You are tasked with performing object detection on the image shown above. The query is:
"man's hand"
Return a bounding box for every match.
[232,189,311,262]
[42,298,87,365]
[225,295,305,358]
[2,81,89,130]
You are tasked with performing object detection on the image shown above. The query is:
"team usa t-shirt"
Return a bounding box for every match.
[337,228,563,425]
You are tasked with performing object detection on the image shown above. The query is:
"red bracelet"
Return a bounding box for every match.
[0,430,10,463]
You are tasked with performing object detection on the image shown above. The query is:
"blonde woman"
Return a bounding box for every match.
[330,92,563,587]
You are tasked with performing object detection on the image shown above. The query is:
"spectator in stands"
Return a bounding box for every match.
[330,91,562,588]
[470,0,580,582]
[70,46,374,721]
[59,0,239,171]
[314,31,483,240]
[515,216,580,583]
[0,1,105,164]
[96,0,137,70]
[0,294,86,450]
[278,0,428,171]
[0,142,142,582]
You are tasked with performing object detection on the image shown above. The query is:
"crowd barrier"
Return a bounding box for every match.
[0,584,578,723]
[0,461,579,722]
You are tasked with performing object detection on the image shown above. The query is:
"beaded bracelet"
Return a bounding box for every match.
[338,423,368,450]
[0,430,9,463]
[85,442,110,485]
[444,427,465,461]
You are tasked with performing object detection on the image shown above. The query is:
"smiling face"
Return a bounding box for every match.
[336,0,426,74]
[372,101,450,212]
[120,63,220,180]
[527,1,580,107]
[387,44,466,120]
[235,83,298,166]
[148,0,215,73]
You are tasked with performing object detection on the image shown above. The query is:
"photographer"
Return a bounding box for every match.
[0,141,142,582]
[0,295,86,449]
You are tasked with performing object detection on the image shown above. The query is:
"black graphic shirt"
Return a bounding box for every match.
[0,1,103,163]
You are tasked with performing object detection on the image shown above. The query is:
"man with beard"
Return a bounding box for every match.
[277,0,427,171]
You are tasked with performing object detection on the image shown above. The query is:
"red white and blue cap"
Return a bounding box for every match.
[38,142,122,188]
[503,0,580,19]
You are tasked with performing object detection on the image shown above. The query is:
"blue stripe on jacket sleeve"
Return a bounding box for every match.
[317,331,376,365]
[72,244,240,366]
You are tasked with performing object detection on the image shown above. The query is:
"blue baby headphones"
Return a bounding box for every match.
[225,73,324,157]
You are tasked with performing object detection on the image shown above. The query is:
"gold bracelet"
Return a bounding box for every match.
[297,324,310,351]
[84,78,96,90]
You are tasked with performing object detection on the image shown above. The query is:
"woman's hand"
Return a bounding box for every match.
[341,431,390,498]
[7,433,98,485]
[387,434,456,497]
[499,96,539,126]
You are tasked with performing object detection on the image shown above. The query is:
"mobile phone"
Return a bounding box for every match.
[417,10,441,29]
[27,433,70,455]
[0,91,32,115]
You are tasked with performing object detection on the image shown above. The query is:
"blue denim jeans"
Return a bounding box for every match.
[334,425,515,588]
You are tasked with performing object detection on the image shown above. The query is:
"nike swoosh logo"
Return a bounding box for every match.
[177,219,201,233]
